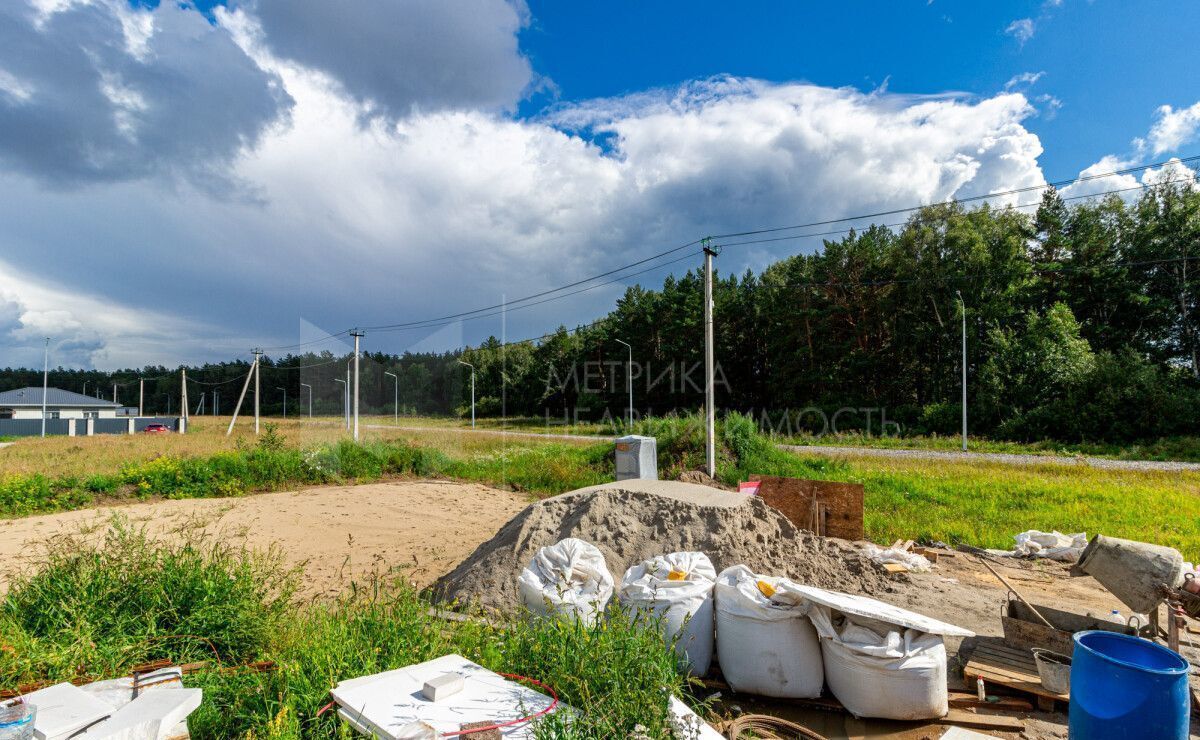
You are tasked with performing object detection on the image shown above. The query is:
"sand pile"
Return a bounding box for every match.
[433,480,901,611]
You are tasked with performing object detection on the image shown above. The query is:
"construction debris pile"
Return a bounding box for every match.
[433,480,899,612]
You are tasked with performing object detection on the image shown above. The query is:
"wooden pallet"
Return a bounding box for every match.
[963,637,1068,712]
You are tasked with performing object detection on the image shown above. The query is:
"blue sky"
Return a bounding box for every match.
[517,1,1199,177]
[0,0,1198,369]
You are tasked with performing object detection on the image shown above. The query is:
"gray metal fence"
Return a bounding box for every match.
[0,418,73,437]
[0,416,184,437]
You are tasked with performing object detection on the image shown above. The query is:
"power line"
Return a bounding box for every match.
[368,250,702,335]
[360,239,704,331]
[714,177,1194,250]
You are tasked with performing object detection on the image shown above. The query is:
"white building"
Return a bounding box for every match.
[0,387,122,420]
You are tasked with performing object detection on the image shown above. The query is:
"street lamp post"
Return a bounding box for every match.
[384,371,399,423]
[614,338,633,430]
[957,291,967,452]
[276,387,287,419]
[457,360,475,429]
[300,383,312,418]
[333,378,347,431]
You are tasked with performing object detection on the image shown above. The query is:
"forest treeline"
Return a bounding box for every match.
[2,183,1197,443]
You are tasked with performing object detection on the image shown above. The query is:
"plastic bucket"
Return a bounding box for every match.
[1068,630,1190,739]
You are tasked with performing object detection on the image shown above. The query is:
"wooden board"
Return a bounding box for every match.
[699,678,1024,732]
[750,476,864,540]
[963,637,1068,707]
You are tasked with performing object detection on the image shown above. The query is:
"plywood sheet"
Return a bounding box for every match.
[750,476,864,540]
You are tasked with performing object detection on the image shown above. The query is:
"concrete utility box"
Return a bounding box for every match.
[615,435,658,481]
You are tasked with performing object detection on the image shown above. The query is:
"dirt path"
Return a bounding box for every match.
[0,480,531,598]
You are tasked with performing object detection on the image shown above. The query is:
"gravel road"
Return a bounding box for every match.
[779,444,1200,472]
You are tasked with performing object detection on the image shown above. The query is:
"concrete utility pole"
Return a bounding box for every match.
[703,239,718,478]
[213,391,219,416]
[384,371,398,423]
[300,383,312,418]
[226,354,259,436]
[253,349,262,435]
[614,338,633,430]
[112,383,117,403]
[40,337,49,438]
[457,360,475,428]
[334,377,347,431]
[180,369,188,434]
[82,381,88,397]
[957,291,967,452]
[138,378,144,417]
[351,330,362,442]
[276,387,287,419]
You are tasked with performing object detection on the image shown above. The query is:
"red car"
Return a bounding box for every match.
[142,423,171,434]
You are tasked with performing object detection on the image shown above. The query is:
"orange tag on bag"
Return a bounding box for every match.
[667,570,688,581]
[756,580,776,598]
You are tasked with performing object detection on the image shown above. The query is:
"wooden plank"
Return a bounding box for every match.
[964,659,1067,702]
[883,563,910,574]
[933,709,1024,732]
[750,476,865,540]
[947,692,1033,711]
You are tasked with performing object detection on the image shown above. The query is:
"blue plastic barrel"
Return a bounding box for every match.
[1069,630,1190,739]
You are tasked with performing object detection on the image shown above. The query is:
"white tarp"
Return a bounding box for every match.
[789,584,974,637]
[714,565,824,699]
[518,538,614,626]
[620,552,717,676]
[988,530,1088,561]
[862,544,932,573]
[331,654,561,739]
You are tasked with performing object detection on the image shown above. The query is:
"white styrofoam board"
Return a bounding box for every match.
[331,654,559,739]
[791,584,975,637]
[78,672,189,740]
[21,682,113,740]
[81,688,201,740]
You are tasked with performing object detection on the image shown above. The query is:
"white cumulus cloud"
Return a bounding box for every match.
[0,2,1054,369]
[1148,101,1200,155]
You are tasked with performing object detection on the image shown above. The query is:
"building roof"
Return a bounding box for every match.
[0,387,122,408]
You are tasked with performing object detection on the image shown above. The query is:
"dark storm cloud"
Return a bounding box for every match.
[250,0,532,117]
[0,1,292,187]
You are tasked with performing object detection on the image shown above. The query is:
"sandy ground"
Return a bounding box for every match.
[0,480,530,599]
[2,479,1196,738]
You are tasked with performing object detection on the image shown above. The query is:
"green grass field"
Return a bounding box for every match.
[2,413,1197,557]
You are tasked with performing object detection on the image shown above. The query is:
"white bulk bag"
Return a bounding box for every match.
[620,552,717,676]
[714,565,823,698]
[795,586,972,721]
[518,538,614,626]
